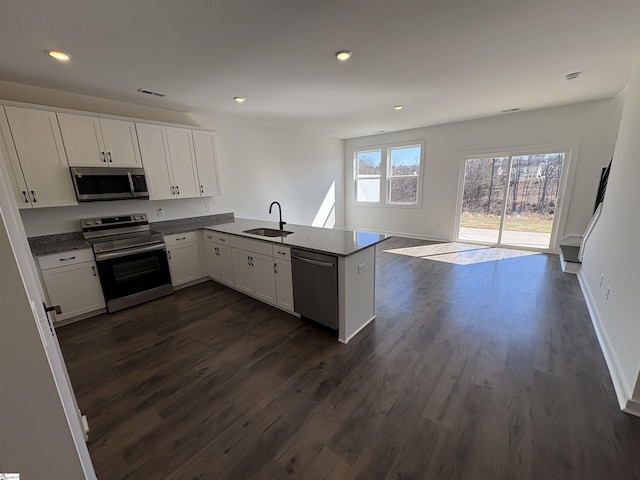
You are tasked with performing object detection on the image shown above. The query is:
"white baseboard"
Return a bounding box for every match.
[577,271,638,416]
[624,398,640,417]
[339,315,375,344]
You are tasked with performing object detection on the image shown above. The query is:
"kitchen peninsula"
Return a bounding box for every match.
[29,214,390,344]
[201,218,391,344]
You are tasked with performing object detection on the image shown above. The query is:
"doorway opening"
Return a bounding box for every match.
[457,152,566,250]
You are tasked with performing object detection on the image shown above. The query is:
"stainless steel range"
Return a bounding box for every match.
[80,213,172,312]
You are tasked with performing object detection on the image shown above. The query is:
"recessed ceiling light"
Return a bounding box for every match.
[565,71,581,81]
[335,50,352,62]
[234,96,246,103]
[47,50,71,62]
[393,105,403,110]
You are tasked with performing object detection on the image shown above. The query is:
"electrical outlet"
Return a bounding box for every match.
[156,208,164,217]
[600,274,604,287]
[358,263,366,274]
[605,286,610,300]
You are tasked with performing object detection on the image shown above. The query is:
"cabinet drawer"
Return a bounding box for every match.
[203,231,229,245]
[164,231,197,246]
[38,248,95,270]
[230,236,273,256]
[272,245,291,261]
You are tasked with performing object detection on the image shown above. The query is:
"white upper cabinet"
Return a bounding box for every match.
[136,123,174,200]
[3,106,77,208]
[192,130,221,197]
[165,127,199,198]
[0,107,28,208]
[58,113,142,167]
[137,123,201,200]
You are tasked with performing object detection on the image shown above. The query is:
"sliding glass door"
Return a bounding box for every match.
[458,152,565,249]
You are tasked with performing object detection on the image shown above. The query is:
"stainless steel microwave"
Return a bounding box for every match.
[70,167,149,202]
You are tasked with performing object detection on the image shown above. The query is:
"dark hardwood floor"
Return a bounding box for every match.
[57,236,640,479]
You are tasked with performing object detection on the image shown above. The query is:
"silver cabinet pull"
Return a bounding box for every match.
[176,185,180,195]
[59,256,76,262]
[101,151,106,162]
[200,185,204,194]
[91,265,97,276]
[176,237,186,241]
[22,191,29,203]
[168,250,172,260]
[30,190,37,202]
[171,186,175,195]
[107,152,112,162]
[274,263,278,274]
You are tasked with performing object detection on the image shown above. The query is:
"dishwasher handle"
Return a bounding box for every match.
[291,253,335,268]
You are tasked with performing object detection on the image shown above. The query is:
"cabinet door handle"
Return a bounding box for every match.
[247,256,251,266]
[22,191,29,203]
[59,256,76,262]
[274,263,278,274]
[219,238,226,243]
[107,152,112,162]
[171,186,175,195]
[43,303,62,315]
[251,256,254,267]
[277,250,286,256]
[200,185,204,194]
[176,185,180,195]
[101,151,106,162]
[30,190,37,202]
[91,265,97,276]
[168,251,172,259]
[176,237,186,241]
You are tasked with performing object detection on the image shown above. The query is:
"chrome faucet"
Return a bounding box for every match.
[269,201,286,231]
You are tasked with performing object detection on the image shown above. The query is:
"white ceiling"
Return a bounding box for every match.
[1,0,640,139]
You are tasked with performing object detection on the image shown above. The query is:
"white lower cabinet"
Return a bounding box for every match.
[38,249,105,323]
[165,232,203,287]
[203,232,235,286]
[231,248,277,303]
[274,259,294,312]
[229,236,277,305]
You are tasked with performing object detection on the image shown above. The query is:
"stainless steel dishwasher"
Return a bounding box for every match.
[291,248,338,329]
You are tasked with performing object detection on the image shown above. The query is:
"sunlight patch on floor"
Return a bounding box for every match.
[384,242,541,265]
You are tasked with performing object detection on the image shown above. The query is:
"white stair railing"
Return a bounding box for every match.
[579,202,603,262]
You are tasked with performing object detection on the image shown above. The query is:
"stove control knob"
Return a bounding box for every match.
[85,220,92,226]
[133,215,139,221]
[141,214,146,220]
[95,219,102,225]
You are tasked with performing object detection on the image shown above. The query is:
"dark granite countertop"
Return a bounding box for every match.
[29,232,91,257]
[27,212,391,258]
[28,213,235,256]
[150,212,235,235]
[204,218,391,257]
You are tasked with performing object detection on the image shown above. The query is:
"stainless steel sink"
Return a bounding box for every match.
[243,227,293,237]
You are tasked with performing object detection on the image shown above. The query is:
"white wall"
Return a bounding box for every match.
[0,153,93,478]
[344,98,624,250]
[0,81,344,236]
[579,62,640,412]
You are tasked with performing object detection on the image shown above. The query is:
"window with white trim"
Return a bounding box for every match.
[355,149,382,202]
[353,142,423,206]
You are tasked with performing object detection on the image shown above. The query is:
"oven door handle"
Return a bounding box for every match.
[95,243,166,261]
